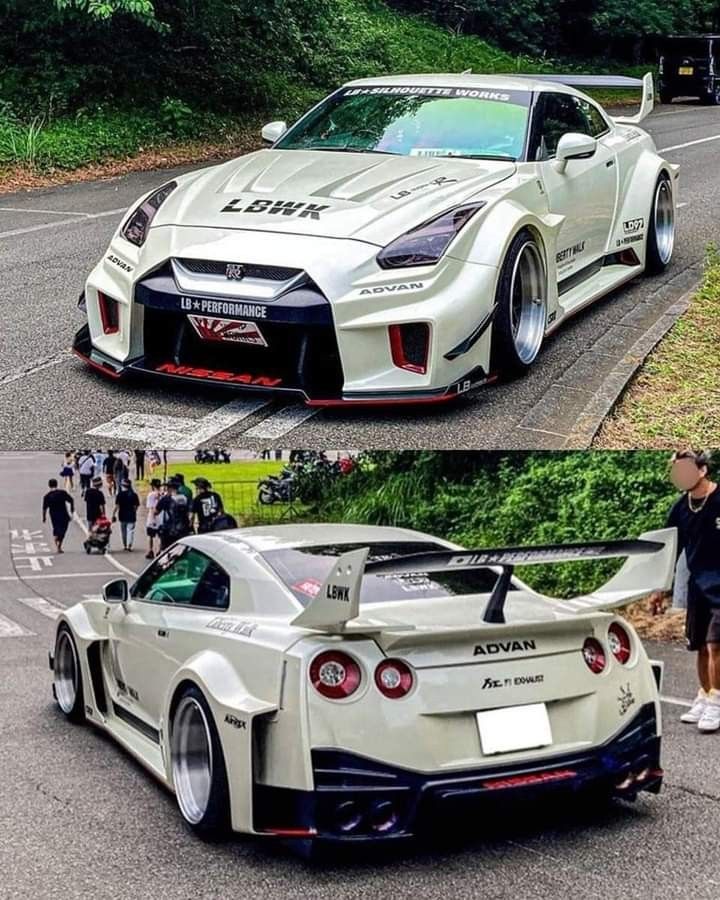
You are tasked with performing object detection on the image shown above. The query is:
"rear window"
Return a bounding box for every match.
[662,38,712,57]
[261,541,517,605]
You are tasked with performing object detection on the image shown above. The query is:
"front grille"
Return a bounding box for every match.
[176,258,302,281]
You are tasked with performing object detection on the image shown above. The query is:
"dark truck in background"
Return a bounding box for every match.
[658,35,720,105]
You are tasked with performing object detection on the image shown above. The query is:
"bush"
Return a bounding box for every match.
[308,451,679,598]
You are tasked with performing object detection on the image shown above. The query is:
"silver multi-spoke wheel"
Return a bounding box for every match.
[172,696,214,826]
[509,240,547,365]
[653,178,675,265]
[54,629,79,715]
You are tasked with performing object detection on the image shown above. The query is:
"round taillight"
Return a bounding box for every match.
[582,637,606,674]
[374,659,414,698]
[310,651,361,699]
[608,622,632,664]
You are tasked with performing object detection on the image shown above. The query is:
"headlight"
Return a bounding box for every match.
[120,181,177,247]
[377,202,486,269]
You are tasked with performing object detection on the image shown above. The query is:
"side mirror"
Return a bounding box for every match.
[553,132,597,173]
[261,121,287,145]
[103,578,128,604]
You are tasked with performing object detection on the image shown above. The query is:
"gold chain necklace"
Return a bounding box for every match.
[688,490,712,513]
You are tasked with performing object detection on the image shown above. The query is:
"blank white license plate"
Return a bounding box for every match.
[477,702,552,755]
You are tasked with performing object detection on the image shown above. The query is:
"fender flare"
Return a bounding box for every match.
[466,200,565,326]
[614,151,679,263]
[162,650,277,834]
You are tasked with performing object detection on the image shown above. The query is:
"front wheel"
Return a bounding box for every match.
[491,228,548,377]
[53,625,85,722]
[645,174,675,275]
[257,486,275,505]
[171,686,230,837]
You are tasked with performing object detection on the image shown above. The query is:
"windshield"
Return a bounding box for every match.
[274,86,532,162]
[261,541,518,605]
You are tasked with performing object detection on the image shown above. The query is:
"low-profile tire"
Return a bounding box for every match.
[171,685,231,837]
[645,173,675,275]
[53,624,85,723]
[491,228,548,377]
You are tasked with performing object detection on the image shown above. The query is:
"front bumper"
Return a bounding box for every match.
[74,229,500,405]
[254,701,662,844]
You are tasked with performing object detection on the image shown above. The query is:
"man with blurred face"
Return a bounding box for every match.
[651,450,720,732]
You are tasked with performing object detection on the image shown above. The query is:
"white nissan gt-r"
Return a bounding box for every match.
[73,72,678,406]
[51,523,676,852]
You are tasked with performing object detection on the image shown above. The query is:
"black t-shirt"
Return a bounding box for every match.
[84,487,106,523]
[192,491,224,532]
[667,487,720,602]
[43,489,74,521]
[115,489,139,523]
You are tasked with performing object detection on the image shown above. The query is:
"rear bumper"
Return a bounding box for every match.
[254,701,662,844]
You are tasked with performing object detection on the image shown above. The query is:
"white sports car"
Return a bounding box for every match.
[51,523,676,851]
[73,72,678,406]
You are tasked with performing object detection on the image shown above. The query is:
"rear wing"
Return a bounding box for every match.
[290,528,677,632]
[521,72,654,124]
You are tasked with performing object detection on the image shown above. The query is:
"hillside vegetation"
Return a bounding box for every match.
[2,0,710,173]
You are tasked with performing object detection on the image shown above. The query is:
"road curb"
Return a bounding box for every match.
[562,281,698,448]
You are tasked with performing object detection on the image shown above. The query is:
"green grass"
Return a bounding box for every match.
[0,0,649,173]
[135,459,308,524]
[597,246,720,448]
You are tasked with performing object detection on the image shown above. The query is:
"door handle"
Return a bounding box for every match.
[157,629,169,639]
[606,159,615,168]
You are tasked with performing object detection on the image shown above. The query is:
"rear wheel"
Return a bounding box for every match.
[701,82,720,105]
[659,89,673,104]
[491,229,547,377]
[171,686,230,837]
[645,174,675,275]
[53,625,85,722]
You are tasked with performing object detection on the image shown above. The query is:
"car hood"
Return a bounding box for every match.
[154,149,516,246]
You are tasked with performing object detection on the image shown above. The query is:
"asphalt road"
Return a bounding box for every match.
[0,102,718,449]
[2,452,720,899]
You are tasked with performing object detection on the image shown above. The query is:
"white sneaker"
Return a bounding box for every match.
[698,695,720,733]
[681,692,707,723]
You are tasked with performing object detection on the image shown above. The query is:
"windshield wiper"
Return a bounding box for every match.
[294,145,399,155]
[440,153,517,162]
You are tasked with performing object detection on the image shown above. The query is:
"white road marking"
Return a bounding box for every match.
[85,397,270,449]
[16,596,63,620]
[72,513,138,578]
[0,206,127,239]
[0,206,104,217]
[0,572,115,581]
[0,613,34,637]
[659,133,720,153]
[243,403,320,439]
[0,350,72,387]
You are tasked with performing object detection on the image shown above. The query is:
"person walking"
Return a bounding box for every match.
[191,477,225,533]
[174,473,193,504]
[84,476,106,529]
[145,478,162,560]
[134,449,146,482]
[60,452,75,492]
[77,450,95,496]
[651,450,720,732]
[112,478,140,551]
[156,479,191,550]
[103,450,117,495]
[42,479,74,553]
[113,452,129,490]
